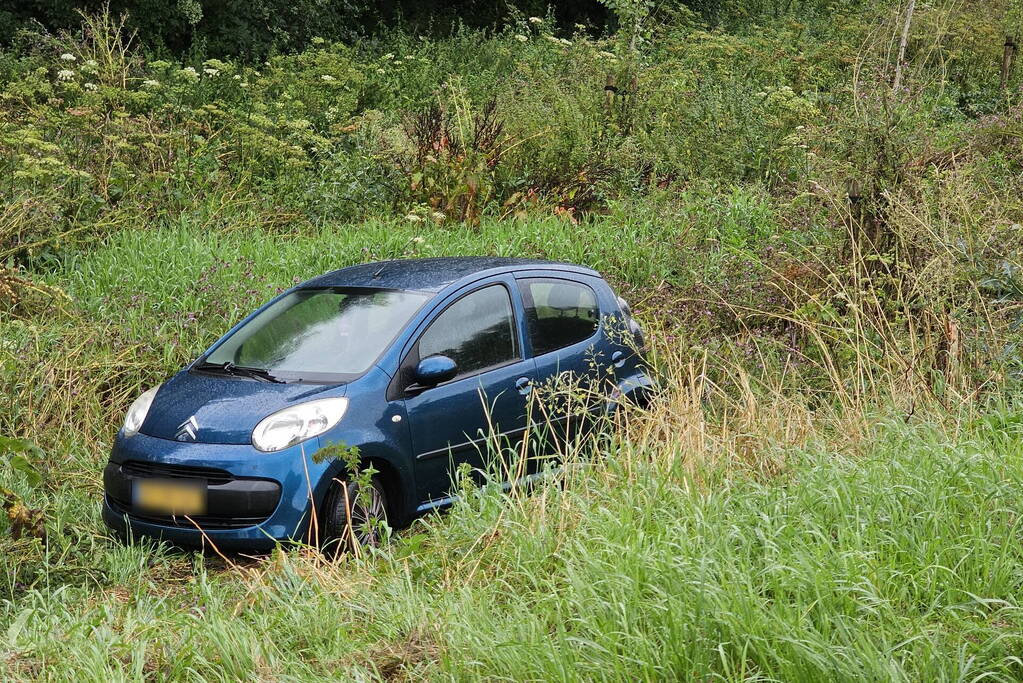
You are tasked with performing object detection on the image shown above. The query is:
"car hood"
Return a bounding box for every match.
[140,370,347,444]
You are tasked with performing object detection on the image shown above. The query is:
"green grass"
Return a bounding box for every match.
[1,198,1019,680]
[3,410,1023,679]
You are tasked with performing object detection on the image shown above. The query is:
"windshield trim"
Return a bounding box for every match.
[191,286,433,385]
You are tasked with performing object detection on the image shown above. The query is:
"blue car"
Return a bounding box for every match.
[103,257,652,552]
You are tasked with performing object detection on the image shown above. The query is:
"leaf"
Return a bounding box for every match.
[6,608,34,645]
[6,501,45,540]
[9,455,42,488]
[0,436,43,457]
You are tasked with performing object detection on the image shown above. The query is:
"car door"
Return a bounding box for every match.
[516,276,607,447]
[400,279,537,505]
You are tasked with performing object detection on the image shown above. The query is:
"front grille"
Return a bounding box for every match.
[105,461,281,531]
[120,460,233,485]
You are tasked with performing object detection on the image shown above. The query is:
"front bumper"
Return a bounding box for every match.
[102,430,331,551]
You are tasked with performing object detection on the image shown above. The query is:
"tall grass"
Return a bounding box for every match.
[3,332,1023,678]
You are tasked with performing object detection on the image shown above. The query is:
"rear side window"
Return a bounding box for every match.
[520,278,599,356]
[418,284,519,376]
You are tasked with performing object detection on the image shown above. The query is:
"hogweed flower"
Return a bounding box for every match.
[515,35,528,43]
[528,16,543,24]
[57,69,75,81]
[84,82,98,91]
[142,79,160,88]
[60,53,76,62]
[320,74,335,81]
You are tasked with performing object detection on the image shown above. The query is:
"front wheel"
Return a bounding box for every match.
[320,475,389,557]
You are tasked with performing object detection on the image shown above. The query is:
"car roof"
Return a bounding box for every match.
[301,256,600,292]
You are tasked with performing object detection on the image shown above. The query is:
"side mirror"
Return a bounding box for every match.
[414,354,458,387]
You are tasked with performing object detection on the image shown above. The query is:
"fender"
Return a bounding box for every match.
[315,435,418,527]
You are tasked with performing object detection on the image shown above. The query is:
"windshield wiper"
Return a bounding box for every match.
[197,361,287,383]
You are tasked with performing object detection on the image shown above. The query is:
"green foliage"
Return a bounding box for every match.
[0,436,45,544]
[1,437,43,489]
[1,2,1023,678]
[0,0,610,59]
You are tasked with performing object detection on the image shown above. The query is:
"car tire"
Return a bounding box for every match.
[319,474,389,557]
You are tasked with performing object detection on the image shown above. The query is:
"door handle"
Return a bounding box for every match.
[515,377,532,395]
[611,351,626,368]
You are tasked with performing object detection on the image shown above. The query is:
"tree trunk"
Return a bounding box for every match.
[1002,35,1017,91]
[893,0,916,92]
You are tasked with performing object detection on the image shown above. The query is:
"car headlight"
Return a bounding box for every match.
[123,386,160,437]
[252,398,349,452]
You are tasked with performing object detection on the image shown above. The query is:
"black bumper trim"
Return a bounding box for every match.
[103,461,282,530]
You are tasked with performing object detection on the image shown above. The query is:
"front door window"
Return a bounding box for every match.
[418,284,519,378]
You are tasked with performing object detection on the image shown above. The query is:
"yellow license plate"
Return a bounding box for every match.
[133,479,207,515]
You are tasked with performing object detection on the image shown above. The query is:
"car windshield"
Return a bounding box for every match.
[201,288,428,382]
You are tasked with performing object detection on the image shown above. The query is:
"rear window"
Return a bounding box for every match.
[519,279,599,356]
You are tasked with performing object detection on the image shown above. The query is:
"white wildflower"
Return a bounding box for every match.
[411,236,425,243]
[85,59,97,67]
[431,212,445,221]
[376,68,386,75]
[598,51,616,59]
[142,79,160,88]
[57,69,75,81]
[559,38,572,46]
[528,16,543,24]
[382,53,394,60]
[84,82,98,91]
[405,214,424,223]
[515,34,528,42]
[233,74,241,80]
[393,60,403,65]
[320,74,335,81]
[60,53,76,62]
[203,67,219,76]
